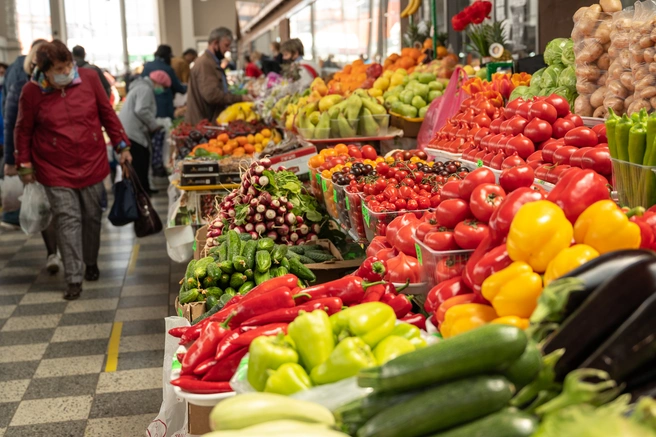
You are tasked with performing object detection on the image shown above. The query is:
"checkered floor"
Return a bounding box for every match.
[0,188,185,436]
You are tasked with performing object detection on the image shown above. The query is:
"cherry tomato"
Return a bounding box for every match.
[399,186,414,199]
[395,198,407,210]
[403,178,416,188]
[417,196,431,209]
[361,145,377,160]
[414,171,425,184]
[430,194,442,207]
[376,162,390,175]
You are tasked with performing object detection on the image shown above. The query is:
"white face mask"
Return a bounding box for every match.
[53,68,75,86]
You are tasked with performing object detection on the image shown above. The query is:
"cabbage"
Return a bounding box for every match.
[531,68,546,89]
[551,86,577,104]
[541,65,564,89]
[544,38,569,66]
[557,65,577,89]
[561,39,575,66]
[509,86,535,102]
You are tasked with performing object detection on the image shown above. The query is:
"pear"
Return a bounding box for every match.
[345,95,363,121]
[358,108,379,137]
[411,95,427,109]
[428,81,443,91]
[309,111,321,126]
[337,113,357,138]
[318,94,343,112]
[315,112,331,139]
[362,98,387,116]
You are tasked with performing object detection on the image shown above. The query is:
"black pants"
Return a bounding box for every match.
[129,141,152,193]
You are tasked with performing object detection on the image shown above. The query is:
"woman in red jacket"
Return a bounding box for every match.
[15,40,132,300]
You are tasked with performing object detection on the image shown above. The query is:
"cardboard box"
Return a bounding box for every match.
[391,114,423,138]
[188,404,213,436]
[304,240,363,284]
[182,160,220,175]
[181,174,222,187]
[194,225,208,260]
[267,145,317,176]
[174,296,206,323]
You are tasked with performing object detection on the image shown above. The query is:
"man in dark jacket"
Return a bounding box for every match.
[141,45,187,119]
[2,39,46,118]
[72,45,111,98]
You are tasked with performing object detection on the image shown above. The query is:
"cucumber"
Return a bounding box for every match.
[185,276,199,290]
[271,245,288,264]
[335,390,421,428]
[357,376,514,437]
[289,257,316,282]
[179,288,199,304]
[304,250,334,262]
[256,250,272,273]
[288,245,305,254]
[201,275,216,289]
[219,273,230,288]
[358,324,527,393]
[224,287,237,297]
[196,291,205,302]
[233,256,248,272]
[238,233,253,241]
[219,293,234,306]
[205,287,223,298]
[217,260,234,274]
[227,231,240,261]
[502,343,542,391]
[280,257,290,269]
[285,251,300,260]
[192,300,223,325]
[230,272,247,289]
[256,237,275,252]
[428,408,538,437]
[238,281,255,295]
[206,295,219,311]
[193,256,214,279]
[215,235,229,244]
[298,255,315,264]
[273,266,289,277]
[206,263,222,284]
[241,240,258,270]
[254,270,271,285]
[218,242,228,262]
[208,246,221,260]
[244,268,254,281]
[185,259,197,279]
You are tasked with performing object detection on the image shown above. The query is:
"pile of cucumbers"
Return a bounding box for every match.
[178,230,325,311]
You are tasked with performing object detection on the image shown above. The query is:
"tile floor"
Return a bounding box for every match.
[0,189,186,436]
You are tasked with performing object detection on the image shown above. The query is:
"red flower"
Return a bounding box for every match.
[452,11,471,32]
[468,1,492,24]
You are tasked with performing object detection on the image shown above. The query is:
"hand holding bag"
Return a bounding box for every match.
[124,163,163,238]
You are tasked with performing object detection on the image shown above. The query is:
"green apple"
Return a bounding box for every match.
[418,72,437,84]
[411,95,427,109]
[428,81,444,91]
[428,90,442,101]
[419,106,429,118]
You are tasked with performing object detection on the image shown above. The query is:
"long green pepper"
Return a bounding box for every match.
[605,108,619,159]
[615,115,633,163]
[628,123,647,165]
[645,112,656,166]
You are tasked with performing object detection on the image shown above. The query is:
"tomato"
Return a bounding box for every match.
[417,196,431,209]
[489,118,503,134]
[395,170,409,180]
[499,165,535,192]
[387,178,398,186]
[424,229,458,251]
[361,145,377,160]
[383,186,399,199]
[591,124,607,143]
[430,194,442,207]
[436,257,467,282]
[436,199,472,228]
[534,164,554,183]
[490,152,505,170]
[542,140,564,164]
[469,183,506,222]
[454,219,490,250]
[552,118,576,139]
[459,167,496,200]
[376,247,398,261]
[503,116,529,136]
[564,126,598,148]
[473,112,492,128]
[474,128,491,145]
[581,147,612,175]
[506,134,535,159]
[545,94,571,117]
[502,154,527,169]
[348,147,363,158]
[374,178,388,193]
[414,171,425,184]
[407,199,419,210]
[551,165,574,183]
[523,117,553,143]
[504,98,524,118]
[440,180,462,200]
[483,151,496,166]
[402,178,416,188]
[376,162,390,175]
[395,198,407,210]
[552,145,578,165]
[517,101,533,119]
[564,113,584,127]
[366,235,390,257]
[569,147,592,168]
[530,183,549,196]
[398,185,413,199]
[528,101,558,124]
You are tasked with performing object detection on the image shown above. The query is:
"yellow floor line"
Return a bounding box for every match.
[105,321,123,372]
[127,244,140,275]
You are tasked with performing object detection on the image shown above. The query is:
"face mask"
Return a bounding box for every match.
[214,48,224,61]
[53,68,75,86]
[0,77,4,86]
[153,86,165,95]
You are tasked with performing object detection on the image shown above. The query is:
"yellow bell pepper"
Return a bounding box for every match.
[573,200,641,254]
[543,244,600,286]
[507,200,573,273]
[481,261,543,318]
[490,316,529,330]
[440,303,497,339]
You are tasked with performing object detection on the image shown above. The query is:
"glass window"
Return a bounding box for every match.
[384,0,401,57]
[16,0,52,54]
[289,5,313,61]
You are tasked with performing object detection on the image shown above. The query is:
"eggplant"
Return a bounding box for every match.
[530,249,655,326]
[543,258,656,380]
[581,292,656,385]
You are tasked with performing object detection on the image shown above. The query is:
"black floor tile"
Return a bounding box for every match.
[123,274,167,286]
[0,361,39,382]
[0,275,36,285]
[59,311,116,326]
[0,402,20,428]
[43,339,110,359]
[118,294,168,309]
[4,420,87,437]
[12,302,67,316]
[79,287,122,300]
[116,349,164,371]
[0,328,55,346]
[23,374,100,400]
[121,319,166,337]
[0,294,23,305]
[88,389,162,418]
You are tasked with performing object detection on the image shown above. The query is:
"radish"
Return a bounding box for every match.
[254,213,263,222]
[250,198,259,207]
[289,232,299,242]
[306,233,318,242]
[256,204,266,214]
[253,165,265,175]
[278,206,287,215]
[312,224,321,234]
[260,158,272,168]
[285,213,296,225]
[215,221,224,229]
[271,199,281,208]
[266,231,278,240]
[278,224,290,236]
[247,186,258,196]
[279,196,288,203]
[244,223,254,232]
[274,216,284,226]
[298,224,309,235]
[296,216,304,225]
[266,221,276,231]
[286,202,294,210]
[265,209,276,220]
[260,192,272,204]
[255,223,266,235]
[234,226,244,233]
[248,231,259,239]
[259,175,270,187]
[228,210,236,217]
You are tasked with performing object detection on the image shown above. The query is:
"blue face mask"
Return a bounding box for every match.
[53,68,75,86]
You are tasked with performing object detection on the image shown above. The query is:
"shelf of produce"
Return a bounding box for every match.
[298,127,404,145]
[459,159,556,192]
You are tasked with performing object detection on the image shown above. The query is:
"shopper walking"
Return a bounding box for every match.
[0,62,7,162]
[2,39,46,118]
[244,52,263,78]
[118,71,168,195]
[72,45,111,98]
[186,27,249,125]
[171,48,198,84]
[141,45,187,119]
[3,41,61,273]
[14,40,131,300]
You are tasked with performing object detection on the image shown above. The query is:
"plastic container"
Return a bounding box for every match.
[309,167,324,203]
[414,232,474,288]
[320,174,339,220]
[329,115,391,139]
[333,183,351,230]
[362,202,429,242]
[611,158,656,208]
[346,190,367,240]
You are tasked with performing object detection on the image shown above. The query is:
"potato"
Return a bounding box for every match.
[645,47,655,63]
[578,40,604,62]
[608,80,630,98]
[620,71,635,91]
[632,20,645,32]
[593,106,608,118]
[633,98,651,112]
[598,72,608,86]
[620,50,632,68]
[650,96,656,108]
[608,61,623,79]
[633,64,649,80]
[575,95,594,116]
[605,96,625,113]
[597,53,611,70]
[613,34,630,48]
[603,41,612,52]
[577,80,599,95]
[590,86,607,107]
[595,21,612,44]
[651,27,656,42]
[579,6,602,34]
[615,17,632,31]
[608,46,619,59]
[576,64,601,81]
[637,75,656,89]
[641,36,655,49]
[639,86,656,99]
[600,0,622,12]
[574,6,589,22]
[625,94,635,109]
[572,28,585,41]
[650,62,656,74]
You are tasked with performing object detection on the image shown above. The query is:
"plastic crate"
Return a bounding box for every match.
[362,202,429,242]
[309,167,324,204]
[612,158,656,208]
[346,190,367,240]
[320,174,339,220]
[414,232,474,288]
[333,183,351,230]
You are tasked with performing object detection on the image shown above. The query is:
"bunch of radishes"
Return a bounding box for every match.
[205,158,322,248]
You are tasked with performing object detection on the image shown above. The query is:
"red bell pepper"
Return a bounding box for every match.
[471,243,512,296]
[214,323,287,362]
[181,322,230,375]
[239,297,343,326]
[425,276,472,314]
[381,291,413,318]
[362,284,386,303]
[435,293,487,327]
[296,277,382,305]
[192,357,216,376]
[170,378,232,394]
[400,312,427,330]
[366,236,391,257]
[202,347,248,382]
[488,187,545,245]
[546,167,610,223]
[626,207,656,250]
[353,256,388,282]
[224,287,296,329]
[168,326,189,338]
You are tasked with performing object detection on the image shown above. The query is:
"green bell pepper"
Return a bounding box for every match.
[310,337,376,385]
[372,335,415,365]
[329,302,396,348]
[247,333,299,392]
[264,362,312,395]
[288,310,335,372]
[389,324,427,349]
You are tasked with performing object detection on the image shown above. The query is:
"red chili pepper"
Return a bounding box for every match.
[170,378,232,394]
[214,323,287,362]
[462,234,494,290]
[362,284,386,303]
[205,295,244,323]
[224,287,296,329]
[182,297,244,344]
[181,322,230,375]
[176,349,186,363]
[239,297,343,326]
[202,348,248,382]
[297,277,383,305]
[425,276,472,314]
[400,312,427,330]
[546,167,610,224]
[381,291,413,318]
[238,274,299,303]
[168,326,189,338]
[192,357,216,376]
[354,256,388,282]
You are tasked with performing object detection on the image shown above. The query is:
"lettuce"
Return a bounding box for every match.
[544,38,569,66]
[561,39,575,66]
[541,65,564,89]
[509,85,535,102]
[531,68,546,89]
[557,66,577,89]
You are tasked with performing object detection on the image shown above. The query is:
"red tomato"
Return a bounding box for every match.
[424,229,458,251]
[504,98,524,118]
[517,101,533,119]
[592,124,607,143]
[474,128,491,146]
[469,183,506,222]
[535,164,554,184]
[489,118,503,134]
[504,116,529,136]
[454,219,490,250]
[528,101,558,124]
[458,167,496,200]
[361,145,377,160]
[552,118,576,139]
[529,183,549,196]
[473,113,492,128]
[564,126,598,148]
[483,151,496,166]
[524,118,553,143]
[551,165,573,183]
[545,95,571,117]
[569,147,592,168]
[417,196,431,209]
[348,147,363,158]
[490,152,505,170]
[581,147,612,175]
[526,150,543,163]
[564,113,584,127]
[552,145,579,165]
[436,257,467,282]
[542,141,563,164]
[436,199,472,228]
[376,162,390,175]
[499,165,535,192]
[376,247,398,261]
[506,134,535,159]
[502,154,527,169]
[430,194,442,207]
[440,180,462,200]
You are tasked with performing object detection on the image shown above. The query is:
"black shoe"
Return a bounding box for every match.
[84,264,100,281]
[64,283,82,300]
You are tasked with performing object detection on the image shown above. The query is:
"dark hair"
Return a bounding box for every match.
[72,45,86,59]
[244,53,251,63]
[31,39,47,48]
[0,62,8,70]
[271,42,281,51]
[154,45,173,65]
[183,48,198,57]
[36,40,73,73]
[281,39,304,57]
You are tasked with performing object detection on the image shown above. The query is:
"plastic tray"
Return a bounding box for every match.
[319,174,339,220]
[346,190,367,240]
[333,183,351,230]
[362,203,429,242]
[414,232,474,288]
[612,158,656,208]
[424,149,463,163]
[170,369,236,407]
[309,167,324,203]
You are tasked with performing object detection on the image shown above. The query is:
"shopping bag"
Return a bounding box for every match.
[108,174,139,226]
[417,67,469,150]
[19,182,52,235]
[124,163,163,238]
[1,175,23,215]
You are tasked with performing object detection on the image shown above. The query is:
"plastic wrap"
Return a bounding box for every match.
[604,8,634,116]
[626,0,656,115]
[572,5,613,117]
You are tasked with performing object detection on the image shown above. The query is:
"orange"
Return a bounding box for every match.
[247,134,255,144]
[236,136,247,146]
[334,144,348,155]
[217,133,229,143]
[222,145,232,154]
[260,128,272,138]
[244,144,255,154]
[254,133,264,143]
[343,65,352,74]
[216,141,225,148]
[233,147,245,157]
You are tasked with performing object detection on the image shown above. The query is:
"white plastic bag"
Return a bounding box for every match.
[19,182,52,234]
[1,175,23,214]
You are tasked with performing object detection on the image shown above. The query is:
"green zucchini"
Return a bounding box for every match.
[218,242,228,262]
[256,250,272,273]
[502,342,543,391]
[179,288,199,304]
[233,256,248,272]
[427,408,538,437]
[256,237,275,252]
[357,375,514,437]
[205,287,223,298]
[358,324,527,393]
[280,257,290,269]
[335,389,421,428]
[298,255,315,264]
[289,257,316,282]
[218,260,234,274]
[254,270,271,285]
[192,301,223,325]
[238,281,255,295]
[241,240,258,270]
[304,250,334,262]
[206,295,219,311]
[288,245,305,254]
[271,245,288,264]
[229,272,247,289]
[193,256,214,279]
[227,231,240,261]
[219,273,230,288]
[238,233,253,241]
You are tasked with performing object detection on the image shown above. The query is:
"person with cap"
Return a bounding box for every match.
[141,45,187,119]
[118,70,169,195]
[72,45,111,98]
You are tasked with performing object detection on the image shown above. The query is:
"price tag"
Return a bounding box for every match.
[308,170,312,181]
[177,307,183,317]
[321,177,327,192]
[362,204,370,227]
[171,357,182,371]
[536,179,546,185]
[333,188,338,203]
[192,241,197,251]
[415,243,423,266]
[345,196,350,210]
[234,356,249,382]
[316,173,321,185]
[477,159,484,168]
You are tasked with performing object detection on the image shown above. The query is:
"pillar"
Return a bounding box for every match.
[180,0,195,52]
[49,0,67,42]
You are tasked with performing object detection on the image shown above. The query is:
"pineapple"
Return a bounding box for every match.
[403,21,431,49]
[486,22,512,60]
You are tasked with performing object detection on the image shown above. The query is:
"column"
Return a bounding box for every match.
[119,0,129,74]
[49,0,67,42]
[180,0,195,51]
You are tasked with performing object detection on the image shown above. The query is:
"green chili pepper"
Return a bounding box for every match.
[645,112,656,166]
[615,114,633,162]
[629,123,647,165]
[606,108,619,159]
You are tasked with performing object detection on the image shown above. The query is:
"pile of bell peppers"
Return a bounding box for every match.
[246,303,427,396]
[168,268,426,394]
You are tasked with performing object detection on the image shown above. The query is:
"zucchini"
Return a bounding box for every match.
[227,231,240,261]
[357,375,514,437]
[206,295,219,311]
[298,255,315,264]
[180,288,199,304]
[289,257,316,282]
[281,257,290,269]
[502,342,543,390]
[233,256,248,272]
[218,242,228,262]
[219,273,230,288]
[256,237,275,252]
[256,250,272,273]
[335,390,422,430]
[238,233,253,241]
[254,270,271,285]
[271,245,288,264]
[288,245,305,254]
[229,272,247,289]
[304,251,334,262]
[358,324,527,393]
[241,240,258,270]
[428,408,538,437]
[205,287,223,298]
[238,281,255,295]
[218,260,234,274]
